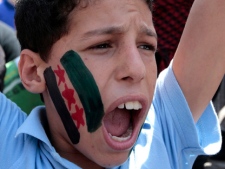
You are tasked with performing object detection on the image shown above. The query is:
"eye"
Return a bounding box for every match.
[90,43,112,50]
[138,44,156,52]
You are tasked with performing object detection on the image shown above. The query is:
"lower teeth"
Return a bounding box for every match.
[109,126,132,142]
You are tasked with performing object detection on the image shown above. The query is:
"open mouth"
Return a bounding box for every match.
[102,101,144,150]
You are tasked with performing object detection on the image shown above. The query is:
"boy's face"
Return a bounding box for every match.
[45,0,157,167]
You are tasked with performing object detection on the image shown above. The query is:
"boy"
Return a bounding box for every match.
[0,0,224,168]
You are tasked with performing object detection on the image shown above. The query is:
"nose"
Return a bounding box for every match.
[115,44,146,83]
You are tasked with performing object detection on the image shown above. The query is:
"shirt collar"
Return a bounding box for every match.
[15,106,53,150]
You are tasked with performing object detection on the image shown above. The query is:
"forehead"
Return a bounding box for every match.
[75,0,151,11]
[68,0,154,32]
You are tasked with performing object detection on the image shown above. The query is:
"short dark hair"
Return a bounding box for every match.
[15,0,153,61]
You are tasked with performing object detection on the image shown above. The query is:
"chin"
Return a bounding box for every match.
[95,152,130,168]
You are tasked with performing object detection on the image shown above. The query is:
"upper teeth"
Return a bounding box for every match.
[118,101,142,110]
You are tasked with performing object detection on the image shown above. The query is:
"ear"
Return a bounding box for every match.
[18,49,48,93]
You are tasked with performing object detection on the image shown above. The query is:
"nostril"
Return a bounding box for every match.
[122,76,130,80]
[122,75,144,82]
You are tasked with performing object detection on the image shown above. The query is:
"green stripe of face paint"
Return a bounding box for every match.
[60,50,104,133]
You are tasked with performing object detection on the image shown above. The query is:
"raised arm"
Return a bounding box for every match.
[173,0,225,122]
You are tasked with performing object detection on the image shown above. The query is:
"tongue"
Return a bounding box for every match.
[103,108,131,137]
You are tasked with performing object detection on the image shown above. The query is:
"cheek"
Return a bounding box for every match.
[61,81,85,130]
[145,60,157,96]
[146,58,157,79]
[54,65,85,123]
[44,67,81,144]
[54,64,85,130]
[60,50,104,133]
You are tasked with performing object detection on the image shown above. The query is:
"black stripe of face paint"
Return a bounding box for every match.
[44,67,80,144]
[60,50,104,133]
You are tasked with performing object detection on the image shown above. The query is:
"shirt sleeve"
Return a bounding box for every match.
[154,61,222,168]
[0,92,27,169]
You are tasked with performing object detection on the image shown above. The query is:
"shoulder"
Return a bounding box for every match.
[0,92,28,168]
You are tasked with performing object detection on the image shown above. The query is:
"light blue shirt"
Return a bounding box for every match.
[0,63,221,169]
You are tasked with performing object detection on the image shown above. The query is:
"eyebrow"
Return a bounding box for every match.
[80,25,157,41]
[140,25,158,39]
[82,26,125,38]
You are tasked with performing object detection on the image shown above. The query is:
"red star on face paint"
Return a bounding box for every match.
[62,83,76,111]
[72,105,85,129]
[54,65,65,86]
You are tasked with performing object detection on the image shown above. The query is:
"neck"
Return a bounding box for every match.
[59,150,104,169]
[43,99,105,169]
[47,124,104,169]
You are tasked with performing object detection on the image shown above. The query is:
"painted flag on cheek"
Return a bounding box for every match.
[44,67,80,144]
[60,50,104,133]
